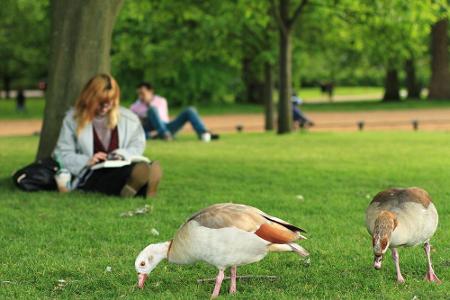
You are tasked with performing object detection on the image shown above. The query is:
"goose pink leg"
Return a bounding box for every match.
[229,266,237,294]
[391,248,405,283]
[424,241,441,283]
[211,269,225,298]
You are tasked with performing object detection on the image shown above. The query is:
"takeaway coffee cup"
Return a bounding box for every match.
[55,169,71,193]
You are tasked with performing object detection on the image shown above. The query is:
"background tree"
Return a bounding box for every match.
[235,0,277,130]
[404,56,421,99]
[271,0,309,134]
[112,0,242,105]
[334,0,437,102]
[429,16,450,99]
[37,0,124,159]
[0,0,49,98]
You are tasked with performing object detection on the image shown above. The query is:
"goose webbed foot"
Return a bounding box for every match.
[424,271,441,284]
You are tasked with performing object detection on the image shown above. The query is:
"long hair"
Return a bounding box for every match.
[74,74,120,135]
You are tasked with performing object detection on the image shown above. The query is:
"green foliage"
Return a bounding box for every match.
[0,0,49,89]
[290,0,447,87]
[112,0,244,105]
[1,132,450,298]
[1,0,447,104]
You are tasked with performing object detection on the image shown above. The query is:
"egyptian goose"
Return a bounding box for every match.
[365,187,440,283]
[135,203,309,298]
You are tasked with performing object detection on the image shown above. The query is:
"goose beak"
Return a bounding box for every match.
[137,273,148,288]
[373,255,383,270]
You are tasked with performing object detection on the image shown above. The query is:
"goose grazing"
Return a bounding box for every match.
[135,203,309,298]
[365,187,440,283]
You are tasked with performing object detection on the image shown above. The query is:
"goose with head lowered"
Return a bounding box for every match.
[135,203,309,298]
[366,187,440,283]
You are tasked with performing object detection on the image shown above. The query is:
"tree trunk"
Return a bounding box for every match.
[428,18,450,100]
[3,75,11,99]
[37,0,124,159]
[383,68,400,102]
[277,0,292,134]
[404,58,421,99]
[238,56,264,104]
[237,57,252,103]
[264,62,274,131]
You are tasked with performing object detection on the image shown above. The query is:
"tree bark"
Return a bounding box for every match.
[428,18,450,100]
[37,0,124,159]
[272,0,308,134]
[276,0,292,134]
[263,62,274,131]
[383,68,400,102]
[404,58,421,99]
[277,27,292,133]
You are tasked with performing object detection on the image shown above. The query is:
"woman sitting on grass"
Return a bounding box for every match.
[53,74,162,197]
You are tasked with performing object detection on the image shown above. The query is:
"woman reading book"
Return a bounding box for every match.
[53,74,162,197]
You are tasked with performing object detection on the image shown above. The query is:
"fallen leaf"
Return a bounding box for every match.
[303,258,311,267]
[150,228,160,236]
[120,205,153,217]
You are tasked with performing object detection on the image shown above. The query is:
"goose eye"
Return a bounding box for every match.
[140,261,145,267]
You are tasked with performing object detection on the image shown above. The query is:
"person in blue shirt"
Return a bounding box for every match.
[292,92,314,128]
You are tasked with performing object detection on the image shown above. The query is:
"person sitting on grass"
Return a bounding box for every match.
[53,74,162,198]
[130,82,219,141]
[292,92,314,129]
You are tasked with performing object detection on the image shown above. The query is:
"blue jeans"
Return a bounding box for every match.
[144,106,207,139]
[293,105,310,125]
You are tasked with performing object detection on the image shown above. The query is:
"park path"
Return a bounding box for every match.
[1,108,450,137]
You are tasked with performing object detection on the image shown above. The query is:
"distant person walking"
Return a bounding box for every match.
[319,81,334,102]
[292,92,314,129]
[130,82,219,141]
[16,89,26,112]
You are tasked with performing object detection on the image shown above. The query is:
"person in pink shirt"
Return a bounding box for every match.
[130,82,219,141]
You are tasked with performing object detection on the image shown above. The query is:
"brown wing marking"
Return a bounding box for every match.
[255,223,298,244]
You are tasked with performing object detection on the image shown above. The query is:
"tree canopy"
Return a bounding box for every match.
[0,0,49,96]
[1,0,449,105]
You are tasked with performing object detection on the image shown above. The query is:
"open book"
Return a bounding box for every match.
[91,155,151,170]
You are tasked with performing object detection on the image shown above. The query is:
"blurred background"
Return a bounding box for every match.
[1,0,449,137]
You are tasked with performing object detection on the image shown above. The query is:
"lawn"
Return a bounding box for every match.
[2,88,450,121]
[0,132,449,299]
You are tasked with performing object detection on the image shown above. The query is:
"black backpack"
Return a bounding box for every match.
[12,158,59,192]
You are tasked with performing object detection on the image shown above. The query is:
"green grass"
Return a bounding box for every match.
[1,132,449,299]
[1,85,450,121]
[3,97,450,121]
[0,98,47,119]
[303,99,450,112]
[299,86,382,99]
